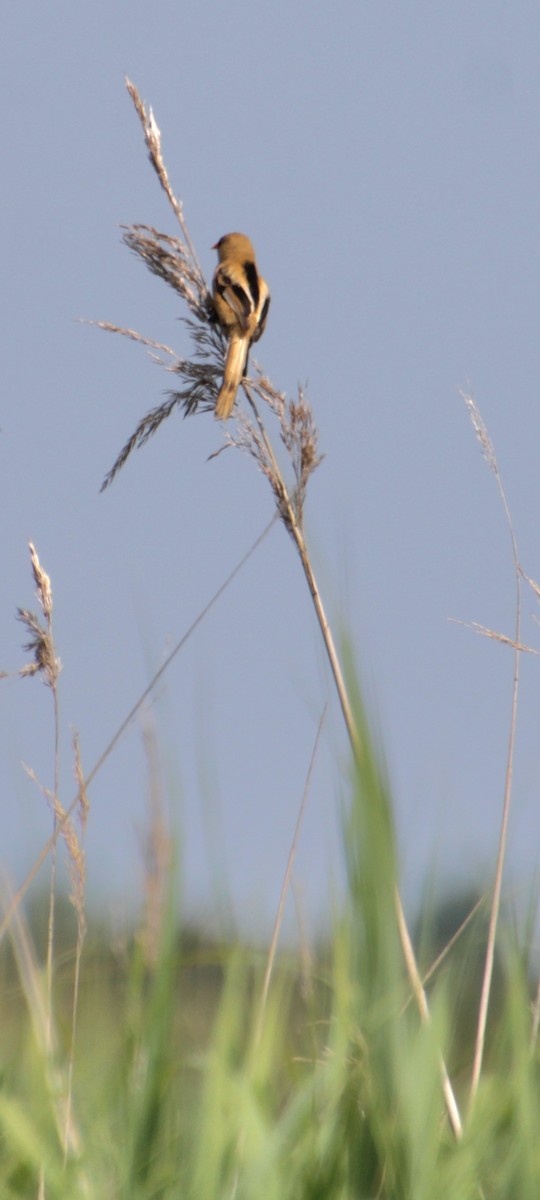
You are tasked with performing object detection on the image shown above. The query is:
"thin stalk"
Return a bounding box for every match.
[245,390,360,757]
[460,392,522,1107]
[468,451,521,1102]
[253,705,327,1052]
[245,386,462,1138]
[396,887,463,1138]
[469,630,519,1103]
[45,683,60,1055]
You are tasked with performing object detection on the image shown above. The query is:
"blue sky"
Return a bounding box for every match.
[2,3,540,937]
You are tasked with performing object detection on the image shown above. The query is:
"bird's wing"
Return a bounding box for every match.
[213,262,255,333]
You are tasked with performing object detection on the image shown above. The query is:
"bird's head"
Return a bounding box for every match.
[213,232,256,262]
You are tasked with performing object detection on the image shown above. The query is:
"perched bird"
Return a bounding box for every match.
[212,233,270,420]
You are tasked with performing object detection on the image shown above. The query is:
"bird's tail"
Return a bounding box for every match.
[215,335,248,420]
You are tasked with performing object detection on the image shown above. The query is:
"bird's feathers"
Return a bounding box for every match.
[212,233,270,419]
[214,334,249,421]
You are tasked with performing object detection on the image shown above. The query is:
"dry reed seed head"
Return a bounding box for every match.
[520,568,540,603]
[280,389,322,516]
[121,225,210,322]
[126,77,161,159]
[227,412,291,525]
[253,370,287,422]
[72,731,90,831]
[16,607,60,686]
[28,541,53,620]
[147,106,161,152]
[460,390,497,472]
[102,78,300,480]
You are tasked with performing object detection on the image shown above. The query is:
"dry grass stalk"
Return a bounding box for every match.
[10,543,63,1059]
[400,894,486,1016]
[253,705,327,1053]
[22,741,89,1164]
[2,544,90,1163]
[22,742,88,935]
[137,718,173,969]
[459,390,523,1106]
[395,891,463,1138]
[63,733,89,1164]
[449,618,539,654]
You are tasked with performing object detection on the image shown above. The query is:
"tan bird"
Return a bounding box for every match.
[212,233,270,420]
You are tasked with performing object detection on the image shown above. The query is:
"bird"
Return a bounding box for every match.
[212,233,270,420]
